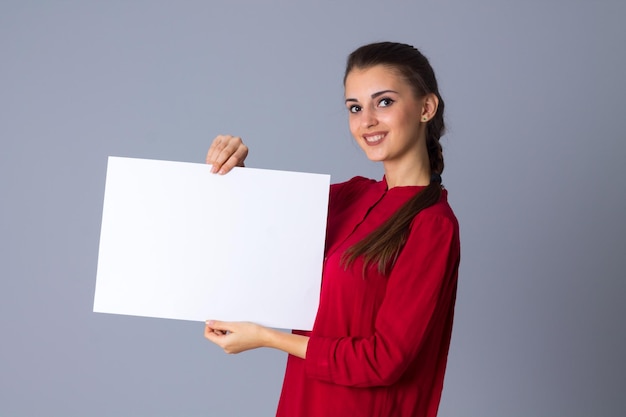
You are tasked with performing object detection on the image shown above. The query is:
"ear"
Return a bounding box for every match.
[420,93,439,122]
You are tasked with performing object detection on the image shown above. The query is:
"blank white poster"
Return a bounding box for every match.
[94,157,330,330]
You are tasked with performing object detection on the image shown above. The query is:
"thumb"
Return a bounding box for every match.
[206,320,231,331]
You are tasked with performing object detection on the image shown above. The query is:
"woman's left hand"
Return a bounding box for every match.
[204,320,268,354]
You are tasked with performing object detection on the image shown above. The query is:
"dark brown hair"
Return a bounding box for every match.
[341,41,446,275]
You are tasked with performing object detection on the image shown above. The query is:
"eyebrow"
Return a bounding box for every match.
[345,89,399,103]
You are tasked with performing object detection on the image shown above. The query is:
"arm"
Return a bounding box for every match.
[204,320,309,359]
[204,135,310,355]
[204,135,311,357]
[305,213,460,387]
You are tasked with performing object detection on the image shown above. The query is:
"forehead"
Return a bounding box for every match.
[344,65,409,95]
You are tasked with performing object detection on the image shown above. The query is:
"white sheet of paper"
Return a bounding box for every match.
[94,157,330,330]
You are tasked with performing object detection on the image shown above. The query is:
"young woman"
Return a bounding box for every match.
[204,41,460,417]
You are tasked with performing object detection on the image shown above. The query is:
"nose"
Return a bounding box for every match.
[361,107,378,128]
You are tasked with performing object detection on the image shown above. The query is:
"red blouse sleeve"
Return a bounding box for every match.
[304,211,460,387]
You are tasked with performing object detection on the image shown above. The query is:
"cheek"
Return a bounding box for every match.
[348,117,360,139]
[394,111,417,132]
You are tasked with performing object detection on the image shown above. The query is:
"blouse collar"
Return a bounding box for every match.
[380,176,428,197]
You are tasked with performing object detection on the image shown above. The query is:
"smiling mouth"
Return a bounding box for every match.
[363,133,386,145]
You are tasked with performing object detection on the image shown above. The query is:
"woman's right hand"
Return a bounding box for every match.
[206,134,249,174]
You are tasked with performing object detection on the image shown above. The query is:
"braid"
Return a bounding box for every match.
[427,95,445,175]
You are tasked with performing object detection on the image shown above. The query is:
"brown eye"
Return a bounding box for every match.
[349,105,361,113]
[379,98,394,107]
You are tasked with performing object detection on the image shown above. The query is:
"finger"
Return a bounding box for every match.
[211,137,246,175]
[217,142,248,174]
[205,326,226,336]
[206,135,229,173]
[205,135,221,165]
[205,320,233,332]
[204,324,228,340]
[206,135,243,173]
[204,324,218,340]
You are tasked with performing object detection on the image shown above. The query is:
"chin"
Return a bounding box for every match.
[363,152,386,162]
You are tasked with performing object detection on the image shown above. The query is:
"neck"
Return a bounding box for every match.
[384,167,430,188]
[383,153,431,188]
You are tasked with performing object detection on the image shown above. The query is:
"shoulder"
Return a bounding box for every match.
[329,176,378,203]
[330,176,376,194]
[394,192,460,274]
[410,190,459,238]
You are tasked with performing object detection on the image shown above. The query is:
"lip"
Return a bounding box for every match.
[362,132,387,146]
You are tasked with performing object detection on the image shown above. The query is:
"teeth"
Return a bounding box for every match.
[366,134,384,143]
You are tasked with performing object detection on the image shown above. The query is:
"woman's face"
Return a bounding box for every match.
[344,65,426,166]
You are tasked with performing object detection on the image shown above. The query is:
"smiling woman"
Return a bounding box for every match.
[204,42,459,417]
[344,66,437,183]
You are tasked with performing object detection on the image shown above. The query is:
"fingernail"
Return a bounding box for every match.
[206,320,214,325]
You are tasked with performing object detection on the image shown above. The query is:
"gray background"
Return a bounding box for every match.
[1,1,625,416]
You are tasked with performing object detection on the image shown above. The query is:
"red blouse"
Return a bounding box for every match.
[276,176,460,417]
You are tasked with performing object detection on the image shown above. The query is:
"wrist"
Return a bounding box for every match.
[260,326,278,349]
